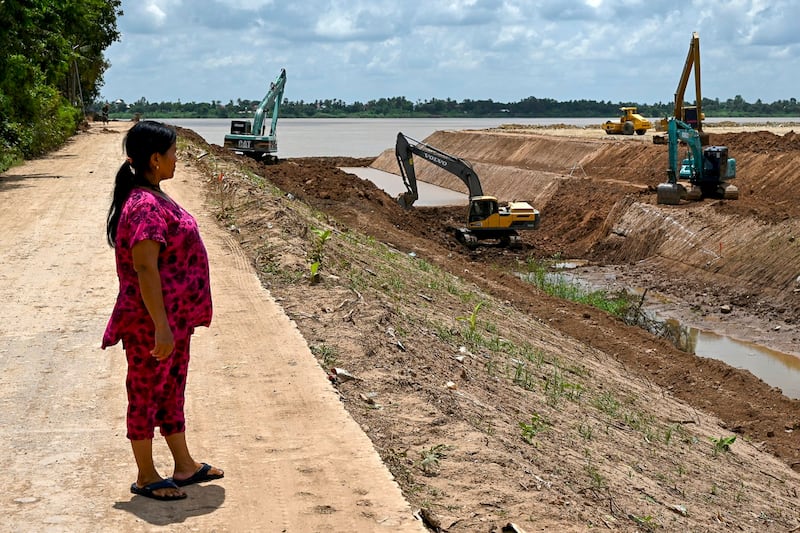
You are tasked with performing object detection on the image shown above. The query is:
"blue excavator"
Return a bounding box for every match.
[224,68,286,162]
[656,118,738,205]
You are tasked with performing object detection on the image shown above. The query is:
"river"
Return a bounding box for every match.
[163,117,596,158]
[166,116,800,398]
[164,116,798,158]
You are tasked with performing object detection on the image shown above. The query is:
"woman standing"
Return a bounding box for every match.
[103,120,223,501]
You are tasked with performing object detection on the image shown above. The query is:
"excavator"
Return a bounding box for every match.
[395,132,540,247]
[653,32,707,145]
[223,68,286,162]
[656,118,738,205]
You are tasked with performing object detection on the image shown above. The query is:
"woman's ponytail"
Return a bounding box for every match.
[105,121,177,247]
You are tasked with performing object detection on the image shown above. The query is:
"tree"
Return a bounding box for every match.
[0,0,122,169]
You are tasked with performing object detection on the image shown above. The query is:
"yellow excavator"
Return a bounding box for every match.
[654,32,707,145]
[395,132,540,247]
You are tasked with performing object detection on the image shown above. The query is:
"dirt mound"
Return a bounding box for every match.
[181,126,800,531]
[711,130,800,153]
[372,129,800,316]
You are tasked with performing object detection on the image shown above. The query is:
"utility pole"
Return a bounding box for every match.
[72,44,87,121]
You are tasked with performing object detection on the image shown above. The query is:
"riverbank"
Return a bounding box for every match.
[174,121,800,531]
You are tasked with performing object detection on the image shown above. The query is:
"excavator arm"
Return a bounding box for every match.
[252,68,287,137]
[654,32,705,144]
[674,32,703,132]
[395,132,483,208]
[394,131,540,246]
[667,118,703,184]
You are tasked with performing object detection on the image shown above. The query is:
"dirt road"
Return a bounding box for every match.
[0,123,424,532]
[8,118,800,532]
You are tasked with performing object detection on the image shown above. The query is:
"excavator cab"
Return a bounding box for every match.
[468,198,498,223]
[657,118,738,204]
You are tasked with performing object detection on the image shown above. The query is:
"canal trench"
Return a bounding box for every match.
[346,166,800,400]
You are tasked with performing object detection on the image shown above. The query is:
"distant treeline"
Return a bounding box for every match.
[103,94,800,120]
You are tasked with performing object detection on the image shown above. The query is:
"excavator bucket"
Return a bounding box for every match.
[723,184,739,200]
[397,192,417,209]
[656,182,685,205]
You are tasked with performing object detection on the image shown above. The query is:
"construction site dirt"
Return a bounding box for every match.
[173,121,800,532]
[8,120,797,532]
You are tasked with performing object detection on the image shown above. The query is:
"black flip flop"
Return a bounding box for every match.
[173,463,224,487]
[130,478,187,501]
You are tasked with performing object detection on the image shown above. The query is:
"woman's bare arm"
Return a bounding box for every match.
[132,239,174,360]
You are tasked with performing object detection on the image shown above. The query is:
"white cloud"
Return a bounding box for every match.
[144,1,168,26]
[314,12,358,39]
[101,0,800,105]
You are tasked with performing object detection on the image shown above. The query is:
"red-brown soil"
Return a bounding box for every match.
[179,124,800,532]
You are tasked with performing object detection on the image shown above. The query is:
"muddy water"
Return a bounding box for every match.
[551,266,800,399]
[687,326,800,398]
[165,117,796,158]
[344,171,800,399]
[166,117,595,158]
[342,167,468,206]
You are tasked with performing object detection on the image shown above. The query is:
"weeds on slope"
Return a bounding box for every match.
[177,134,800,533]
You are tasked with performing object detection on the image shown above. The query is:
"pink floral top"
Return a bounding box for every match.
[102,188,212,348]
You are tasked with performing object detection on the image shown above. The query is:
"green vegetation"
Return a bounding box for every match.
[310,343,338,368]
[710,435,736,456]
[522,257,636,318]
[544,366,585,407]
[308,227,332,284]
[456,302,484,343]
[0,1,122,173]
[105,94,800,121]
[519,413,550,444]
[630,514,659,531]
[419,444,451,475]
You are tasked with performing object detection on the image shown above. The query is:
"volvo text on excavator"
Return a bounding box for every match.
[656,118,738,205]
[395,132,540,247]
[223,68,287,162]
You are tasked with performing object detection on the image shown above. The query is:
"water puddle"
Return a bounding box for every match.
[337,173,800,399]
[531,266,800,399]
[552,260,590,270]
[341,167,468,206]
[676,323,800,399]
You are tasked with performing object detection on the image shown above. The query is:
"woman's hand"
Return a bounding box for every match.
[152,324,175,360]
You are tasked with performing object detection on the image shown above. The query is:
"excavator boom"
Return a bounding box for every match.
[395,133,483,207]
[674,32,703,131]
[654,32,705,144]
[394,132,539,247]
[253,68,287,138]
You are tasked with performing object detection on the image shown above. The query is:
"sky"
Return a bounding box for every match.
[100,0,800,106]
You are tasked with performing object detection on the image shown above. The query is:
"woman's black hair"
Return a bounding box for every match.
[106,120,177,247]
